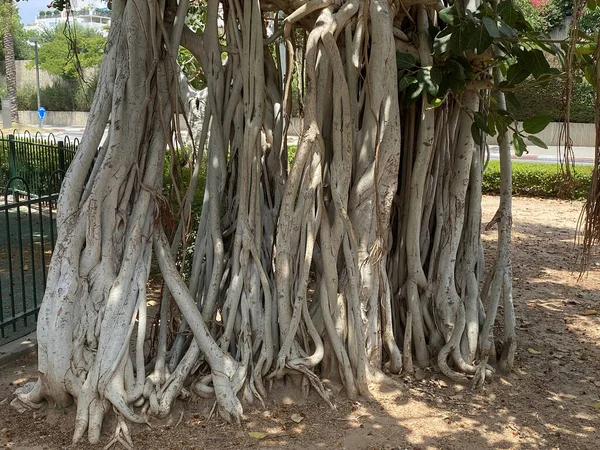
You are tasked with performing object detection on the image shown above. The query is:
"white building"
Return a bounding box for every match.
[25,0,111,36]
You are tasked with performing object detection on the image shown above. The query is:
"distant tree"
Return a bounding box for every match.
[0,0,20,122]
[0,21,35,61]
[519,0,600,34]
[37,23,105,81]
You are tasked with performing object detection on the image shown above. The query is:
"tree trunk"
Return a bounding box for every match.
[3,30,18,123]
[11,0,524,445]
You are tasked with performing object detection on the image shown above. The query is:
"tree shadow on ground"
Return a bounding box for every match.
[1,197,599,449]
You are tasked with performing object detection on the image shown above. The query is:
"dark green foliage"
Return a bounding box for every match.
[508,77,595,123]
[483,161,593,199]
[17,76,98,112]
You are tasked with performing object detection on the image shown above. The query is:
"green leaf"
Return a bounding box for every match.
[487,114,497,137]
[433,27,453,55]
[587,0,597,11]
[447,59,466,80]
[482,17,500,38]
[439,6,461,25]
[498,0,520,27]
[578,43,597,55]
[456,56,476,79]
[493,109,513,135]
[584,64,596,85]
[398,75,417,91]
[396,52,416,70]
[447,76,467,94]
[473,112,488,133]
[504,64,531,87]
[527,135,548,149]
[523,115,553,134]
[497,19,517,38]
[504,92,521,110]
[528,49,551,79]
[467,25,493,55]
[450,22,477,55]
[429,96,443,107]
[512,132,527,157]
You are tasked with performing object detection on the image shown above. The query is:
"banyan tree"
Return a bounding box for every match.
[13,0,595,445]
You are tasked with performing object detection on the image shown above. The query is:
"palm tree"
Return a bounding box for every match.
[1,0,19,124]
[4,29,18,123]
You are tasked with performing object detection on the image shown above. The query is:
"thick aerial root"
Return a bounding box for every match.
[437,341,470,384]
[191,375,215,398]
[212,369,243,424]
[103,414,134,450]
[12,380,46,411]
[499,336,517,375]
[289,363,335,409]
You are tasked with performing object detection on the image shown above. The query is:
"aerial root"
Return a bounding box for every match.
[288,363,335,409]
[12,380,46,412]
[191,375,216,398]
[103,413,134,450]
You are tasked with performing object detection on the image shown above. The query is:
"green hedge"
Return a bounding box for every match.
[483,161,593,200]
[508,78,595,124]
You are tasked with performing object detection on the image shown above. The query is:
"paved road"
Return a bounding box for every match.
[23,127,599,166]
[488,144,596,165]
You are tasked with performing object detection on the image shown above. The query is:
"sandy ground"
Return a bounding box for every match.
[1,195,599,450]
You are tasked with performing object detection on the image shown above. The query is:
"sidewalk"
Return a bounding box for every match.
[0,332,36,367]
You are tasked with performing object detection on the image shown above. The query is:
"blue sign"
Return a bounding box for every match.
[37,107,46,121]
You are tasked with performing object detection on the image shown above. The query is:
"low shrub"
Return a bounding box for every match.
[17,76,98,112]
[483,160,593,200]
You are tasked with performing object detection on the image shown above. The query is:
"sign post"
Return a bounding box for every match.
[1,98,10,128]
[37,107,46,128]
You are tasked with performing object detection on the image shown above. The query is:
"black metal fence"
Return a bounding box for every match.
[0,132,78,197]
[0,133,78,344]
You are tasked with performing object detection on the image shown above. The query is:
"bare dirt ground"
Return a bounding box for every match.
[1,195,599,450]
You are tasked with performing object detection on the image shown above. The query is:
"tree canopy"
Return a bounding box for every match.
[36,24,106,80]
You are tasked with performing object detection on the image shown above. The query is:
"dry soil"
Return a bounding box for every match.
[1,195,599,450]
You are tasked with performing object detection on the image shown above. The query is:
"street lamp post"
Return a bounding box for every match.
[27,38,42,128]
[33,39,41,128]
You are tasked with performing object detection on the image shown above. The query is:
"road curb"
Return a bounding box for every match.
[0,332,37,368]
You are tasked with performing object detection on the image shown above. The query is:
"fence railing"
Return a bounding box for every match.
[1,175,62,344]
[0,133,79,344]
[0,132,78,198]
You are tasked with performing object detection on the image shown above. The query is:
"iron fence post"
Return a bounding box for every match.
[8,134,16,180]
[58,141,66,172]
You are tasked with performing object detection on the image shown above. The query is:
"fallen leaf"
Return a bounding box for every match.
[527,348,541,355]
[592,402,600,409]
[583,309,597,316]
[291,413,304,423]
[248,431,267,439]
[147,300,158,307]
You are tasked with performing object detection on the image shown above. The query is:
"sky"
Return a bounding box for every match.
[17,0,52,26]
